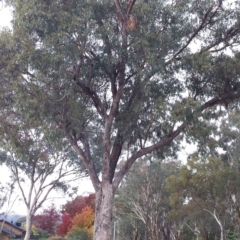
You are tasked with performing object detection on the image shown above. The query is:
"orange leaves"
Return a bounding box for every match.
[62,193,95,219]
[71,206,94,235]
[57,194,95,238]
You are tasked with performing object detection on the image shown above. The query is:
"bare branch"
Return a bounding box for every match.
[64,127,101,190]
[115,0,124,21]
[113,122,186,191]
[170,5,215,61]
[75,81,107,119]
[126,0,137,16]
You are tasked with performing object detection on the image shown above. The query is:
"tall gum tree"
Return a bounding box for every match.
[1,0,240,239]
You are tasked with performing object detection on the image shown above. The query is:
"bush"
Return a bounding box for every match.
[68,227,92,240]
[226,230,240,240]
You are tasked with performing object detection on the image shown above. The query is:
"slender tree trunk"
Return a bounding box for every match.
[204,209,225,240]
[24,210,33,240]
[213,210,225,240]
[94,181,114,240]
[220,225,224,240]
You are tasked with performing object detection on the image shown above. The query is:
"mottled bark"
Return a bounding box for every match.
[94,182,114,240]
[24,211,33,240]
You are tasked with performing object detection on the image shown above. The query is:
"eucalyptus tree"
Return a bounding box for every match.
[114,159,180,240]
[0,125,84,240]
[1,0,240,239]
[167,157,240,240]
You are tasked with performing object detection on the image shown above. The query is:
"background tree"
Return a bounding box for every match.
[33,204,60,236]
[115,158,180,240]
[0,180,16,214]
[57,213,72,237]
[0,124,84,240]
[57,193,95,237]
[166,157,240,240]
[1,0,240,239]
[0,180,18,234]
[0,184,6,210]
[161,110,240,240]
[69,206,94,239]
[62,194,95,219]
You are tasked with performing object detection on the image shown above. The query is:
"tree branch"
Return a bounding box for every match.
[170,4,214,61]
[115,0,124,21]
[113,122,186,191]
[75,81,106,119]
[113,90,240,191]
[127,0,137,16]
[109,131,123,182]
[64,127,101,191]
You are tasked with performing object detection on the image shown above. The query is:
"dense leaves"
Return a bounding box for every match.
[166,156,240,239]
[57,213,72,237]
[71,206,94,238]
[67,227,92,240]
[57,193,95,237]
[33,204,60,236]
[2,0,240,239]
[2,0,240,186]
[115,159,181,240]
[62,194,95,219]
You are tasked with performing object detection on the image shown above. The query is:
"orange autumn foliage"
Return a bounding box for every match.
[63,193,95,219]
[71,206,94,235]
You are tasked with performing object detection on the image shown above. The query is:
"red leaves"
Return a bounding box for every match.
[62,193,95,219]
[32,194,96,237]
[57,193,96,237]
[57,213,72,237]
[33,204,60,235]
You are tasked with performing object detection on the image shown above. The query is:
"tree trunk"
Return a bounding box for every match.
[220,225,225,240]
[24,210,33,240]
[94,181,114,240]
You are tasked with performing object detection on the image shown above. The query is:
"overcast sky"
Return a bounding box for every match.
[0,5,12,29]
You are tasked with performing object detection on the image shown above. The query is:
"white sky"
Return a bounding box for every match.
[0,4,12,29]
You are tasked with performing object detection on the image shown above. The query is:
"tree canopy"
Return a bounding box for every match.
[1,0,240,239]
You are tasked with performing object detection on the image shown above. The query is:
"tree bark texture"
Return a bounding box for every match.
[94,182,114,240]
[24,211,33,240]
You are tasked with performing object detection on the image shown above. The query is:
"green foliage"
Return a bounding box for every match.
[226,230,240,240]
[2,0,240,238]
[22,223,49,238]
[31,225,39,236]
[68,227,92,240]
[115,158,180,239]
[1,0,240,172]
[166,155,240,238]
[23,224,49,238]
